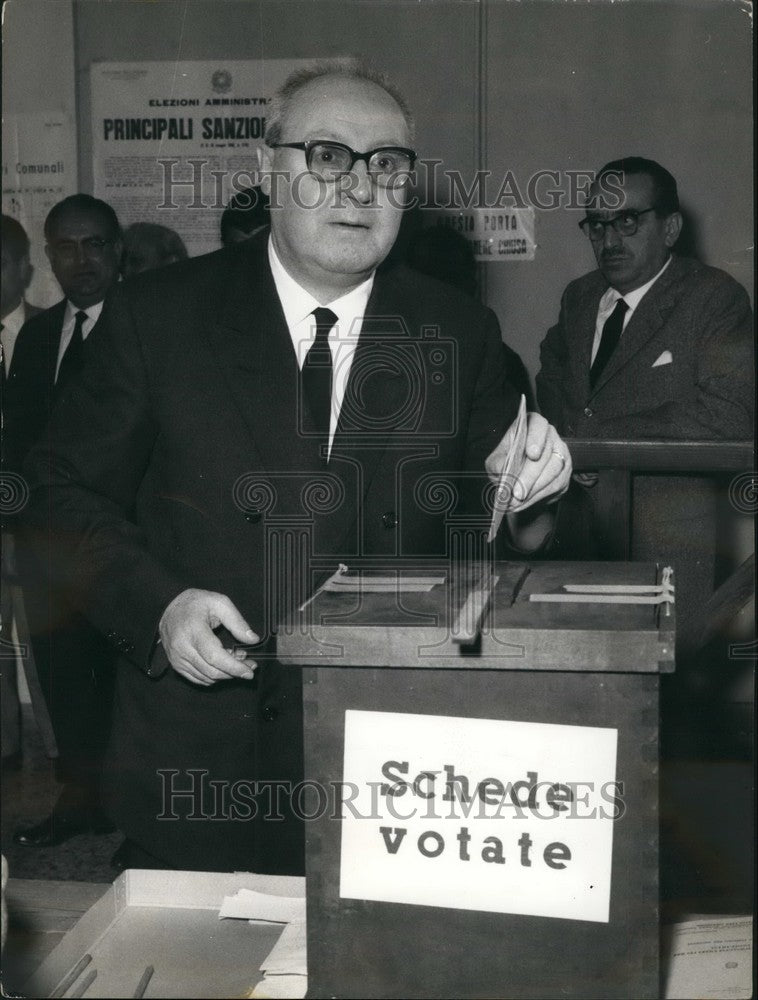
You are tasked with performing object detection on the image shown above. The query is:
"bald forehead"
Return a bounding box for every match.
[589,172,656,212]
[48,206,117,239]
[281,75,410,144]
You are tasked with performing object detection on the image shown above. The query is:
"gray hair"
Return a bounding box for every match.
[265,59,415,147]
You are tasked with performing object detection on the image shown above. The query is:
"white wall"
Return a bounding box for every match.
[2,0,77,307]
[483,0,753,379]
[3,0,753,370]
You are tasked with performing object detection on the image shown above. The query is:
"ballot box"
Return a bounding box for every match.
[278,560,675,1000]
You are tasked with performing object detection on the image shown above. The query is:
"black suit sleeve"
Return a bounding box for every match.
[22,285,187,674]
[3,315,54,475]
[535,286,573,433]
[463,308,521,474]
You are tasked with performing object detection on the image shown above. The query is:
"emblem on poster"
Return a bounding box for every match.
[211,69,232,94]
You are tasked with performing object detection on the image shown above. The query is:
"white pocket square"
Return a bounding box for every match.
[652,351,673,367]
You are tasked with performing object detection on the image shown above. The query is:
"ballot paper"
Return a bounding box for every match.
[321,573,447,594]
[663,915,753,999]
[250,973,308,999]
[322,569,447,593]
[250,918,308,998]
[488,393,528,542]
[259,918,307,976]
[218,888,305,924]
[299,564,447,610]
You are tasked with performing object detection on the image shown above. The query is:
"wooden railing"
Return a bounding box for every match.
[565,439,755,654]
[568,439,753,474]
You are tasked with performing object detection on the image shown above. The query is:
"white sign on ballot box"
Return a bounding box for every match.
[340,710,619,923]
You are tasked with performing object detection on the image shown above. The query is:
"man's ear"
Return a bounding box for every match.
[664,211,682,248]
[258,144,274,197]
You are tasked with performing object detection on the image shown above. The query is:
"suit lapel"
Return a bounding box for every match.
[204,237,324,511]
[46,300,67,388]
[334,271,411,465]
[573,278,605,397]
[205,244,414,559]
[317,268,415,557]
[591,256,684,393]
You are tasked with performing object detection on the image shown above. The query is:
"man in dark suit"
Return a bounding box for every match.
[1,215,43,766]
[8,194,122,847]
[535,157,753,730]
[1,215,43,378]
[23,64,571,874]
[537,157,753,441]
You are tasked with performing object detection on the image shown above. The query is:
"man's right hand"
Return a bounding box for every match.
[159,589,259,686]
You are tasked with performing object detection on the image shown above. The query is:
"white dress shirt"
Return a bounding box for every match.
[268,239,374,458]
[55,300,104,382]
[591,256,672,364]
[1,301,28,372]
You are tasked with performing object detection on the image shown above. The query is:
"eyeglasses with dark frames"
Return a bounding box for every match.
[48,237,116,261]
[579,207,658,241]
[268,139,416,187]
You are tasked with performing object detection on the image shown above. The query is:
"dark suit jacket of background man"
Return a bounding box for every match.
[23,230,521,874]
[1,298,43,762]
[6,299,116,798]
[536,254,754,441]
[5,300,68,472]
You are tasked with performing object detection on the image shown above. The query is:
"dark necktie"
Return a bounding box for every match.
[57,310,88,387]
[590,298,628,388]
[302,307,337,447]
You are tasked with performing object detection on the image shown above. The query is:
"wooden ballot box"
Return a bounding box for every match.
[278,561,675,1000]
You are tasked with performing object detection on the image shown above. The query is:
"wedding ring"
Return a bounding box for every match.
[551,449,566,467]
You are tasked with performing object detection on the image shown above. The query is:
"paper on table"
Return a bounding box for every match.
[259,917,307,976]
[299,564,446,609]
[663,915,752,999]
[530,592,675,605]
[488,394,528,542]
[218,889,305,923]
[250,974,308,999]
[323,575,446,593]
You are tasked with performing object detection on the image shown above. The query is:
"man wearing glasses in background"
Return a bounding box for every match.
[537,157,753,442]
[23,62,571,875]
[7,194,122,849]
[535,158,754,753]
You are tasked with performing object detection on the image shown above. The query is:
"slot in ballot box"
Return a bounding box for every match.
[278,560,675,1000]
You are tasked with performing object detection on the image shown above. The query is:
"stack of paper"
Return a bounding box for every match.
[251,919,307,999]
[663,915,752,999]
[218,889,308,999]
[218,889,304,924]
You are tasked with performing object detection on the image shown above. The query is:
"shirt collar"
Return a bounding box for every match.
[64,299,104,326]
[268,237,374,336]
[1,301,27,337]
[603,255,672,312]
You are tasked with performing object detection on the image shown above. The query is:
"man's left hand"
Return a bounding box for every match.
[485,412,572,513]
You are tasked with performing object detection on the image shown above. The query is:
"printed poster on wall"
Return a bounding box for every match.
[426,207,536,261]
[340,709,619,923]
[2,112,78,307]
[90,60,321,257]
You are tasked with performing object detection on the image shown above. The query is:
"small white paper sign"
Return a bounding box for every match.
[425,208,536,261]
[339,710,618,923]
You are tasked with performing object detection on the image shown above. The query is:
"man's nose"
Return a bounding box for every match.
[344,160,374,204]
[71,241,90,264]
[602,223,622,250]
